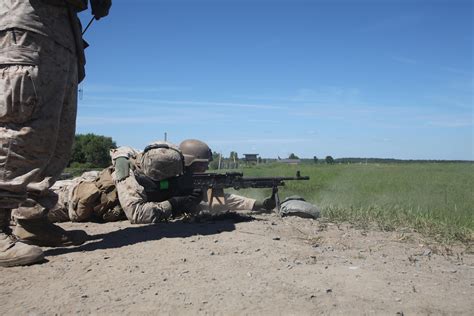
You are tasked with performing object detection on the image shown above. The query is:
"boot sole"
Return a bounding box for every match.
[19,238,79,247]
[0,252,44,267]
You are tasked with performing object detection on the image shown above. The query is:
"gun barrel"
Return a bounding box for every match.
[240,176,309,182]
[190,170,310,191]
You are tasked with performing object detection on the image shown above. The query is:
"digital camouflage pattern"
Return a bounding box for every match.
[0,28,78,217]
[198,191,255,215]
[111,144,178,224]
[48,141,257,224]
[0,0,85,266]
[139,141,184,182]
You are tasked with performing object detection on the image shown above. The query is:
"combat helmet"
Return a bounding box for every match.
[140,141,184,181]
[179,139,213,167]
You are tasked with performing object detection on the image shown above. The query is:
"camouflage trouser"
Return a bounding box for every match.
[200,193,256,214]
[0,29,78,219]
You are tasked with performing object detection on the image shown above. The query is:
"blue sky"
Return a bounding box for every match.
[77,0,473,160]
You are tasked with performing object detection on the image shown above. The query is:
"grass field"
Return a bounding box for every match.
[229,162,474,243]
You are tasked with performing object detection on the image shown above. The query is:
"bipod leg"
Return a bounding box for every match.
[272,186,281,216]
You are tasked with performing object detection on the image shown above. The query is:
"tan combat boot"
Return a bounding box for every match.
[14,217,89,247]
[0,209,44,267]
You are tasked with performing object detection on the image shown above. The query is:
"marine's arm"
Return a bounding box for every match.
[114,173,173,224]
[110,146,173,224]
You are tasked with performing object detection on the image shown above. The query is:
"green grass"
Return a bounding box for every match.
[228,163,474,243]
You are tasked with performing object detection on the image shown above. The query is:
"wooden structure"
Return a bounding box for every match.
[243,154,259,165]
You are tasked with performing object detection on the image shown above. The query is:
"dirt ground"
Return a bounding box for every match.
[1,213,473,315]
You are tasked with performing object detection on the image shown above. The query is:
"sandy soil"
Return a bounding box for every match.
[1,213,473,315]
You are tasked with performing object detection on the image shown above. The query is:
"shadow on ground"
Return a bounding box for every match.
[44,213,255,257]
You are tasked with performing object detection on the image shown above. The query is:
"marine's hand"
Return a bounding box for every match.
[263,195,277,210]
[252,195,277,213]
[188,189,204,205]
[91,0,112,20]
[168,189,203,216]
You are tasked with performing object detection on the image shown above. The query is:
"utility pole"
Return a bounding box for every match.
[164,132,167,142]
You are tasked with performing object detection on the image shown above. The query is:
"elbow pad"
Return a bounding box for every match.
[114,157,130,181]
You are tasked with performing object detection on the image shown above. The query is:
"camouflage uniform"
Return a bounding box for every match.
[110,144,178,224]
[0,0,104,266]
[49,140,257,224]
[198,192,256,214]
[178,139,257,214]
[47,145,174,224]
[47,171,101,222]
[0,0,84,218]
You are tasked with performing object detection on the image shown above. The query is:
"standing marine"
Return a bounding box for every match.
[0,0,112,267]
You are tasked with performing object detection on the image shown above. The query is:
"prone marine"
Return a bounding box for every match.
[47,139,278,224]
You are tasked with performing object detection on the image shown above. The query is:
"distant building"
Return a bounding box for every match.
[244,154,259,164]
[277,159,301,165]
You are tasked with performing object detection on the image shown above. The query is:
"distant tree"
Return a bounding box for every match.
[69,133,116,168]
[313,156,318,163]
[229,151,239,161]
[228,151,239,169]
[288,153,299,159]
[325,155,335,164]
[258,157,262,164]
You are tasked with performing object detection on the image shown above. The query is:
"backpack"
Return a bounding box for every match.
[69,167,123,222]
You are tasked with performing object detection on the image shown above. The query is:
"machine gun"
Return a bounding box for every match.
[176,171,310,211]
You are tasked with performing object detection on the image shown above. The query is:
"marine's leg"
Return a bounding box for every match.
[47,182,73,223]
[1,29,86,246]
[207,193,257,214]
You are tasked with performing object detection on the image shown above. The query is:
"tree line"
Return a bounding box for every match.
[70,133,462,170]
[67,135,338,169]
[69,134,116,168]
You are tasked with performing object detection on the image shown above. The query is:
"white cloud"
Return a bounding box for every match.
[425,118,473,128]
[439,67,472,76]
[82,84,191,94]
[390,55,418,65]
[82,96,286,110]
[209,137,311,145]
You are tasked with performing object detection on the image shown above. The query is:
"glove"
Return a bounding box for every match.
[90,0,112,20]
[168,189,203,216]
[188,188,204,205]
[252,195,277,213]
[263,196,277,210]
